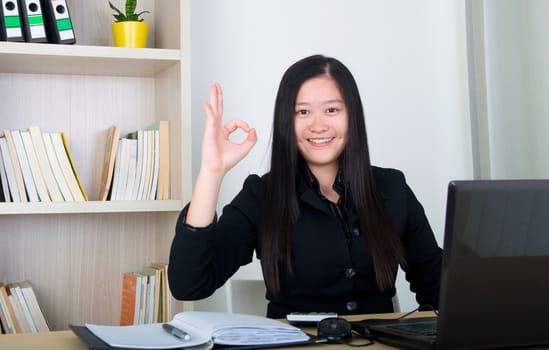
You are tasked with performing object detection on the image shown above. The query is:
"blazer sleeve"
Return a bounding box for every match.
[168,175,263,300]
[400,182,443,309]
[375,167,442,309]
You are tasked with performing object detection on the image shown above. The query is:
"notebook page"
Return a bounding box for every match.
[172,311,310,346]
[85,322,212,349]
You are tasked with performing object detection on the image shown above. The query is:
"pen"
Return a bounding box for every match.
[163,323,191,341]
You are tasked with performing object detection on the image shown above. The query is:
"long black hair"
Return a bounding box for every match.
[260,55,405,295]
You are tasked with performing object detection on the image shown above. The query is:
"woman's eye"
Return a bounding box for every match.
[295,109,309,116]
[326,107,339,114]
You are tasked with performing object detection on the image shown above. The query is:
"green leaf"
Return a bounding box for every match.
[109,0,148,22]
[126,0,137,15]
[108,1,123,16]
[113,14,126,21]
[135,11,150,20]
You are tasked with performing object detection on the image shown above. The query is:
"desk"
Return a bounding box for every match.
[0,313,422,350]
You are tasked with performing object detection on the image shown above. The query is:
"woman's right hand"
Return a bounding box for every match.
[200,83,257,176]
[186,83,258,227]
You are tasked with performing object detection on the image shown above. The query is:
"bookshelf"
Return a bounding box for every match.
[0,0,192,330]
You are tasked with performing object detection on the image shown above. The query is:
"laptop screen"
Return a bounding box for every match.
[438,180,549,349]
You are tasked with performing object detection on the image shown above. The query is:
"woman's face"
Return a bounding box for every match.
[294,76,348,171]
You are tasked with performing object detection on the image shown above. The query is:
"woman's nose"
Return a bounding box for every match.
[309,114,327,132]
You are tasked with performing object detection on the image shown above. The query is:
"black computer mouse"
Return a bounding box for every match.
[350,321,374,338]
[317,317,352,343]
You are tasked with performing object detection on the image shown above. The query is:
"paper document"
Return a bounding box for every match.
[85,322,212,349]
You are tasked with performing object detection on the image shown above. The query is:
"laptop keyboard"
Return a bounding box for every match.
[385,321,437,337]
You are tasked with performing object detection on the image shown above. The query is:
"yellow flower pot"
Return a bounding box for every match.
[112,21,148,48]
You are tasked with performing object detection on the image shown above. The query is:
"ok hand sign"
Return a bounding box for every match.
[200,83,257,176]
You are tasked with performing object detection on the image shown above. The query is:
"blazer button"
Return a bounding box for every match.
[345,268,356,279]
[346,301,358,311]
[352,227,360,236]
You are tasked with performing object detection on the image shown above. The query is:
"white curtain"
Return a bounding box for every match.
[468,0,549,179]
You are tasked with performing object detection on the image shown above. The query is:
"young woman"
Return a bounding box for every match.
[168,55,442,318]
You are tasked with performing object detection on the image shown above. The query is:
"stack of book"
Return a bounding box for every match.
[120,263,172,326]
[0,127,87,203]
[100,121,170,201]
[0,281,50,334]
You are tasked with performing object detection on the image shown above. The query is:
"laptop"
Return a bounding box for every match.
[352,180,549,350]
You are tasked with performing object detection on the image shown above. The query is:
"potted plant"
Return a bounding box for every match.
[109,0,150,48]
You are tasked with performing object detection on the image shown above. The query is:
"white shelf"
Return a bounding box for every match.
[0,0,191,330]
[0,42,180,77]
[0,200,183,215]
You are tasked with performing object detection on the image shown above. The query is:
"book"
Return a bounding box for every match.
[143,272,156,324]
[143,265,162,323]
[109,137,123,200]
[99,126,121,201]
[10,129,39,202]
[28,126,63,201]
[0,283,20,333]
[0,146,11,202]
[21,130,51,202]
[0,283,16,334]
[50,132,86,201]
[137,273,146,325]
[148,129,160,200]
[11,283,37,333]
[123,138,138,200]
[60,132,88,201]
[84,311,311,349]
[148,121,170,200]
[111,138,130,200]
[133,130,145,200]
[42,132,75,202]
[3,130,27,202]
[18,281,50,332]
[6,283,31,333]
[119,273,139,326]
[142,130,155,200]
[42,132,73,201]
[0,175,4,202]
[126,130,144,200]
[137,130,151,200]
[0,290,10,333]
[149,262,168,322]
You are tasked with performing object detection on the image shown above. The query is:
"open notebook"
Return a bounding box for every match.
[352,180,549,350]
[72,311,320,350]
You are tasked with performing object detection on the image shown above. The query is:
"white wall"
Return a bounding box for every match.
[189,0,473,314]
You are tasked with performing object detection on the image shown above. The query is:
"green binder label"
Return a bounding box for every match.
[5,15,20,28]
[28,15,45,26]
[56,18,73,31]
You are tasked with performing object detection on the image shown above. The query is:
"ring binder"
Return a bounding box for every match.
[18,0,48,42]
[40,0,74,44]
[0,0,24,41]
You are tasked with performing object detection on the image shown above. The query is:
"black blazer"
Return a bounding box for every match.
[168,166,442,318]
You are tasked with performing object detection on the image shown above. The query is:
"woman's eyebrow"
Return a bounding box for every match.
[323,99,344,104]
[295,99,343,106]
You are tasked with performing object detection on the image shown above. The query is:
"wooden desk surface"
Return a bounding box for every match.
[0,312,422,350]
